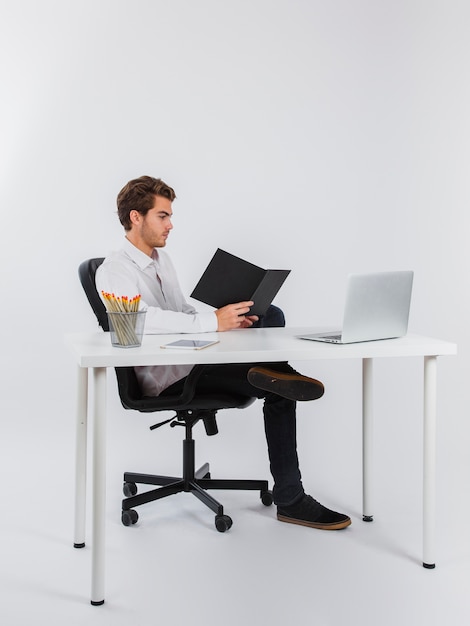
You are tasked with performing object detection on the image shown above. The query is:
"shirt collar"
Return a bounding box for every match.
[123,237,158,270]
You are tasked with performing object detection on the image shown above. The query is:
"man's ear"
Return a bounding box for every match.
[129,209,141,226]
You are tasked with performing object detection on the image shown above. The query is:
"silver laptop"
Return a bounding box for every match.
[299,271,414,344]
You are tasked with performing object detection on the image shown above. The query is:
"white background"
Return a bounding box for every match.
[1,1,469,624]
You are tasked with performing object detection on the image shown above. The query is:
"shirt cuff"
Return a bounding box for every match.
[198,311,218,333]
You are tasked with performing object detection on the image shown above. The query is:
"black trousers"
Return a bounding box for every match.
[161,306,304,507]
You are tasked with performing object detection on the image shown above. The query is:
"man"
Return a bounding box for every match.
[96,175,351,530]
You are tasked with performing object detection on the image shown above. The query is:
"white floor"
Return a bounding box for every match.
[2,357,469,626]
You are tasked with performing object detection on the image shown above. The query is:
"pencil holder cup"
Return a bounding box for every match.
[107,311,146,348]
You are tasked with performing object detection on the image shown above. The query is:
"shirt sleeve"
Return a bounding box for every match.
[141,306,217,334]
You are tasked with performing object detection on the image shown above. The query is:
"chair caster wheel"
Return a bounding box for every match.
[123,482,138,497]
[122,509,139,526]
[261,490,273,506]
[215,514,233,532]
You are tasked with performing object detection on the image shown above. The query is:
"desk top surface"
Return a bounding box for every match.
[65,327,457,368]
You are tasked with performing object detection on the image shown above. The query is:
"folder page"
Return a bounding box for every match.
[190,249,290,316]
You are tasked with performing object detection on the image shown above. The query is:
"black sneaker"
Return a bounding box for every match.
[277,494,351,530]
[247,366,324,401]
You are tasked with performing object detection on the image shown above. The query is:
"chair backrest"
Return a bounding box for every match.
[78,258,109,330]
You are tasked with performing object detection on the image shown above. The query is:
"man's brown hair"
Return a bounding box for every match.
[117,176,176,231]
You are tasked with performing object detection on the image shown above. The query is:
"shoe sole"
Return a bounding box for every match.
[247,367,324,402]
[277,513,352,531]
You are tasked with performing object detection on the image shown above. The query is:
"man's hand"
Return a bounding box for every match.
[239,314,259,328]
[215,301,259,331]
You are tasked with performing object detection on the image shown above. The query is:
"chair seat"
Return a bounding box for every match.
[122,392,256,413]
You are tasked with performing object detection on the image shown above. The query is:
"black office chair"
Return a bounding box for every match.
[78,258,273,532]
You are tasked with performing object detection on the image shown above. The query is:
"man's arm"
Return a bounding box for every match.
[96,260,217,334]
[96,257,257,334]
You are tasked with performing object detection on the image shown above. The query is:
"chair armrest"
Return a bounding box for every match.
[115,364,208,412]
[157,364,207,406]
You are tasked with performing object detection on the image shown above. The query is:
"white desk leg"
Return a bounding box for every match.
[362,358,374,522]
[423,356,437,569]
[91,367,107,606]
[74,366,88,548]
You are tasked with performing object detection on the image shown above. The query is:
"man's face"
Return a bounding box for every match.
[130,195,173,254]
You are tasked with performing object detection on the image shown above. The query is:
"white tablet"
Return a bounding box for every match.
[160,339,219,350]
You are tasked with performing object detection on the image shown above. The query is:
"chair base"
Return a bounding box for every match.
[122,463,272,532]
[120,413,273,531]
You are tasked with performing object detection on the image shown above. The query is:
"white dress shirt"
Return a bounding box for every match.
[95,238,218,396]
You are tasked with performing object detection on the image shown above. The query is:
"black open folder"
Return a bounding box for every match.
[190,249,290,316]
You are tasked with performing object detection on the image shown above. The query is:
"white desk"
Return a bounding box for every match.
[65,328,457,605]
